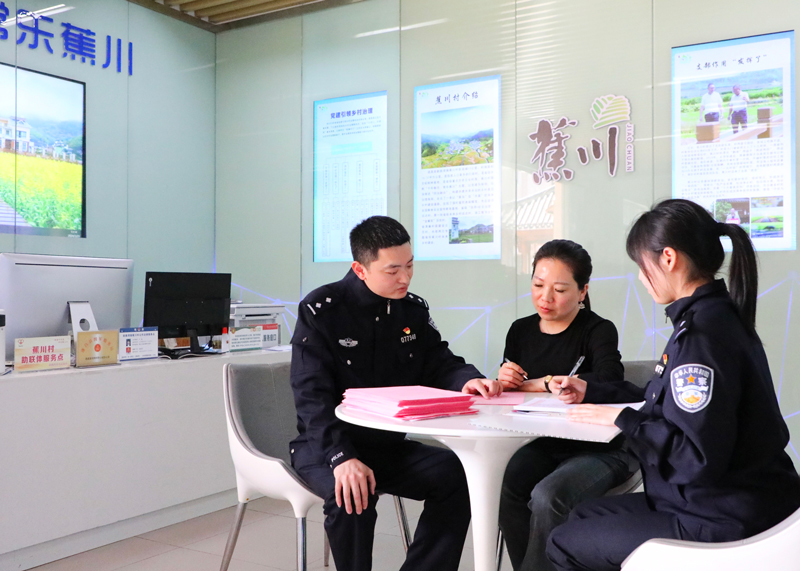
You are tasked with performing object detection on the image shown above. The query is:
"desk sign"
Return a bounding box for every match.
[76,331,119,367]
[230,326,263,351]
[14,336,71,372]
[119,327,158,361]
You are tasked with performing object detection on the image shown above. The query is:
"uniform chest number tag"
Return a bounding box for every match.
[670,364,713,413]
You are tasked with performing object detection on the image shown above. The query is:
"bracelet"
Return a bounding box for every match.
[543,375,553,393]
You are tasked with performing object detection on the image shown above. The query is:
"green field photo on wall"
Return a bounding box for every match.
[420,105,494,168]
[680,69,784,141]
[0,62,85,237]
[0,153,83,231]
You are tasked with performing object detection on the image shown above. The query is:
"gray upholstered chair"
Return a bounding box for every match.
[220,362,410,571]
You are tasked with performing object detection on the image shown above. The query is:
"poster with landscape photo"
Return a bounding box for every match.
[414,75,501,261]
[0,63,85,237]
[672,31,795,251]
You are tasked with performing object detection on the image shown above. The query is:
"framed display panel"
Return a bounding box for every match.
[0,62,86,238]
[672,31,795,251]
[413,75,501,261]
[313,90,388,262]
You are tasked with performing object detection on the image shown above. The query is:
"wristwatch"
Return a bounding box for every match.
[543,374,553,393]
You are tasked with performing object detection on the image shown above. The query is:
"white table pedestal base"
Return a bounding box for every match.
[436,435,535,571]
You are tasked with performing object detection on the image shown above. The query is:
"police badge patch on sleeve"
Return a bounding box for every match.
[670,364,713,413]
[428,316,439,332]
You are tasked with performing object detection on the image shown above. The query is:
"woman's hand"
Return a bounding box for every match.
[462,378,503,398]
[566,404,622,426]
[519,377,550,392]
[498,361,527,390]
[547,376,587,404]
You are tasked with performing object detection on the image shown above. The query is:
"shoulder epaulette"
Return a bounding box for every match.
[403,292,429,309]
[675,310,694,341]
[303,287,340,317]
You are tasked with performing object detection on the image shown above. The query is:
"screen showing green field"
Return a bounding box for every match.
[0,63,85,237]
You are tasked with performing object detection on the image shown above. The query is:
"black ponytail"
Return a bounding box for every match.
[626,199,758,333]
[716,221,758,328]
[532,239,593,311]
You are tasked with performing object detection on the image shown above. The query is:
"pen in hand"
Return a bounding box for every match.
[560,356,585,396]
[503,358,528,380]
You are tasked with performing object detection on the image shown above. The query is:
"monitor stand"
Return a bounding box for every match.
[186,329,211,356]
[68,301,98,339]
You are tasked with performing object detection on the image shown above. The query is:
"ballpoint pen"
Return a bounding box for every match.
[503,357,528,380]
[560,355,585,395]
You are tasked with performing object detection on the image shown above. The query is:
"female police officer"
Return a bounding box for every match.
[544,199,800,571]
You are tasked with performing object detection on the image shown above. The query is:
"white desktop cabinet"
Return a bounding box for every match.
[0,350,292,571]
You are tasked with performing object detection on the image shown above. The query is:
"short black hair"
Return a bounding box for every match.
[350,216,411,265]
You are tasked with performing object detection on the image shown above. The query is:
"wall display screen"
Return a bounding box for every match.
[672,31,795,251]
[313,90,388,262]
[0,63,86,238]
[414,75,501,261]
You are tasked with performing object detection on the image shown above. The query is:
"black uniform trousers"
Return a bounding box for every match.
[295,439,471,571]
[545,493,685,571]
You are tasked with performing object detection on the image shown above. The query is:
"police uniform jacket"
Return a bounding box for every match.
[587,279,800,541]
[290,269,483,471]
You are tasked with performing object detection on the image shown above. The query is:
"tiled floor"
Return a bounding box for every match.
[32,497,512,571]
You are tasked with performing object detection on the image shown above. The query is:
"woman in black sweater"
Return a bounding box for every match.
[498,240,633,571]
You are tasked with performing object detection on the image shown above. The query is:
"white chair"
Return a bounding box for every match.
[220,362,410,571]
[622,507,800,571]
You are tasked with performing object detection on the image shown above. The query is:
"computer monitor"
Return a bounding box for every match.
[142,272,231,354]
[0,253,134,358]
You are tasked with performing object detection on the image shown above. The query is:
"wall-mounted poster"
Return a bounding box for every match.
[313,91,388,262]
[0,63,86,237]
[672,31,795,251]
[414,75,501,261]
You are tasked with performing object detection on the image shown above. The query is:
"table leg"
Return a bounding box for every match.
[435,436,534,571]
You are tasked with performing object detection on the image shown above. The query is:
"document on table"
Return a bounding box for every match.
[469,400,645,442]
[513,398,645,415]
[469,413,623,442]
[472,392,528,406]
[342,385,476,420]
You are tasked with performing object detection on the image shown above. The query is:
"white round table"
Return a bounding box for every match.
[335,404,535,571]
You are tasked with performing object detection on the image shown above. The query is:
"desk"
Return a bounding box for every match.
[0,349,291,571]
[336,402,621,571]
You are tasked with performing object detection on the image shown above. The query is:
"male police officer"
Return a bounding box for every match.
[290,216,500,571]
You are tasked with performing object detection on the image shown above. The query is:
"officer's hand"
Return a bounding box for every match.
[548,376,587,404]
[333,459,376,515]
[462,378,503,398]
[567,404,622,426]
[498,361,526,389]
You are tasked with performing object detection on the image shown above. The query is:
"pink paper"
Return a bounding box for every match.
[343,385,474,407]
[342,399,474,417]
[472,392,528,405]
[342,403,478,421]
